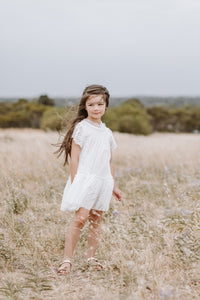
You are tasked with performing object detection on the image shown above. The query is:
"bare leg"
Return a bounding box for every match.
[64,207,89,259]
[87,209,102,259]
[58,207,89,273]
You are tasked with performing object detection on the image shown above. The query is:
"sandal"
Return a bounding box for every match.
[87,257,104,270]
[57,259,72,275]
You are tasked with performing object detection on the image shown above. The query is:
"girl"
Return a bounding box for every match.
[57,84,123,274]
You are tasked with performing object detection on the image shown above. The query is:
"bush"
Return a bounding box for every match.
[0,102,12,115]
[119,114,152,135]
[0,111,30,128]
[147,106,172,131]
[184,107,200,132]
[41,107,66,131]
[103,98,152,135]
[27,102,47,128]
[0,99,49,128]
[122,98,144,109]
[102,108,120,131]
[38,95,54,106]
[147,106,200,132]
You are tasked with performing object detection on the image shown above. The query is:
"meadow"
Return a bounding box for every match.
[0,129,199,300]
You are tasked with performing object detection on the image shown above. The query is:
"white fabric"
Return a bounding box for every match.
[61,119,117,212]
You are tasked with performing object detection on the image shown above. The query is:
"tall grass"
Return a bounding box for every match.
[0,129,199,299]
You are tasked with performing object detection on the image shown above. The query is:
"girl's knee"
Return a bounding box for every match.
[89,210,102,226]
[74,210,89,228]
[90,209,102,219]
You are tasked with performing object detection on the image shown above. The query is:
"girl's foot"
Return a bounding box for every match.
[57,259,72,275]
[87,257,104,270]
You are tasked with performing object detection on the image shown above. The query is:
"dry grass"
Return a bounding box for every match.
[0,129,200,300]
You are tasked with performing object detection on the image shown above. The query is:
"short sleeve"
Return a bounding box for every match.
[109,130,117,150]
[72,122,84,148]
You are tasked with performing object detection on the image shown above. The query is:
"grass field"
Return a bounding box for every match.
[0,129,199,300]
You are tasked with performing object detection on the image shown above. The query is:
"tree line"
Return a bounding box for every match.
[0,95,200,134]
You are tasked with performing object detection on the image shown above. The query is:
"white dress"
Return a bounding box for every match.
[61,118,117,212]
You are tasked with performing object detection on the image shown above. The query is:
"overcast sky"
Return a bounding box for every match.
[1,0,200,97]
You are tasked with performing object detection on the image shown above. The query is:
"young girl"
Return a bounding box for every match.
[57,84,123,274]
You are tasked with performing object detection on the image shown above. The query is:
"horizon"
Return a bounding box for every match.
[1,94,200,100]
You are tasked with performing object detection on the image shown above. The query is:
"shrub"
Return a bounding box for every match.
[0,99,50,128]
[27,102,47,128]
[103,98,152,135]
[184,107,200,132]
[122,98,144,109]
[119,114,152,135]
[0,102,12,115]
[147,106,172,131]
[41,107,66,131]
[0,111,30,128]
[102,108,120,131]
[38,95,54,106]
[147,106,200,132]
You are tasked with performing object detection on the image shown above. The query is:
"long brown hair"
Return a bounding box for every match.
[56,84,110,165]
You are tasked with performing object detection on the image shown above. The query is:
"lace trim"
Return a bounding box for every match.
[85,118,103,128]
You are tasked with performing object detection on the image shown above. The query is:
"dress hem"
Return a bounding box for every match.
[60,206,109,213]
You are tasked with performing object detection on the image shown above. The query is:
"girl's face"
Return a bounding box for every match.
[85,95,106,122]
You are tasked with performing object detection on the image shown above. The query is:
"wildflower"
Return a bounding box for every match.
[18,218,25,223]
[128,261,134,270]
[160,288,175,299]
[112,210,119,217]
[182,209,191,215]
[60,218,66,224]
[181,230,190,237]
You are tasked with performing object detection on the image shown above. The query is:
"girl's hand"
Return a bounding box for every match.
[113,186,123,201]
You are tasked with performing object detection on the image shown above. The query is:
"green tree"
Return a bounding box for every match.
[41,107,66,131]
[103,98,152,135]
[38,95,54,106]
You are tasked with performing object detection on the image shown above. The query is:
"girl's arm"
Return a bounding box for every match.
[110,154,123,201]
[70,140,81,183]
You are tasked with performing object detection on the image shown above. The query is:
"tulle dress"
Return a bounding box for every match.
[60,118,117,212]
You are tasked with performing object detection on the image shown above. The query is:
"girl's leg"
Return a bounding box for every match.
[87,209,103,259]
[63,207,89,260]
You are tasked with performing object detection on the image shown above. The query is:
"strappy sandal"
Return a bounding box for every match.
[87,257,104,270]
[57,259,72,275]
